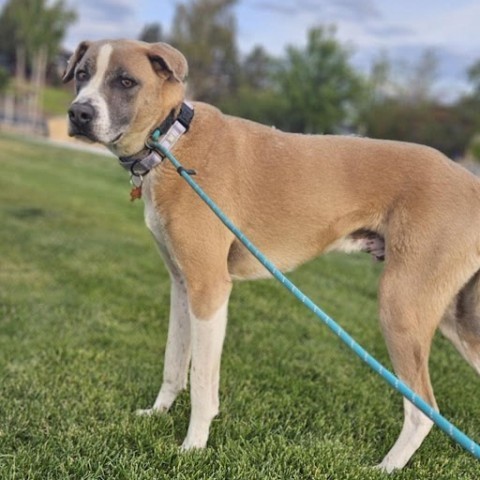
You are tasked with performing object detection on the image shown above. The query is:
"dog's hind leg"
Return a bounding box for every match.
[440,270,480,374]
[376,264,451,472]
[137,269,192,415]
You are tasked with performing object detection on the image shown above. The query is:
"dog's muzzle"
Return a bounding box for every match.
[68,102,96,138]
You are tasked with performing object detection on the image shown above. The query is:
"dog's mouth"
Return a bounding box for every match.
[111,132,124,144]
[68,126,98,143]
[69,125,125,147]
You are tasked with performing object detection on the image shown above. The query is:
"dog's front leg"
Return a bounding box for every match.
[181,283,231,450]
[377,398,434,473]
[137,273,191,415]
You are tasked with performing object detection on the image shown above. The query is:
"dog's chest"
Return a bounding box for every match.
[141,173,187,286]
[142,174,170,248]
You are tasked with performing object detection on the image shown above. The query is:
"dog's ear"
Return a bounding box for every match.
[62,41,91,83]
[147,43,188,83]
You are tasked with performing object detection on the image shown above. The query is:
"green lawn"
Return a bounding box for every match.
[41,86,73,117]
[0,133,479,479]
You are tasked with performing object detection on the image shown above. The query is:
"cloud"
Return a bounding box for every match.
[253,1,297,15]
[80,0,134,22]
[419,1,480,54]
[366,25,415,39]
[328,0,380,22]
[253,0,380,22]
[351,43,473,102]
[65,0,142,49]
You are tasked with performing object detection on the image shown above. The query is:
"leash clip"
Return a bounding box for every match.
[145,129,161,150]
[177,166,197,176]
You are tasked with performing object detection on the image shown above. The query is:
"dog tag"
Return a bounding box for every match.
[130,174,143,201]
[130,186,142,201]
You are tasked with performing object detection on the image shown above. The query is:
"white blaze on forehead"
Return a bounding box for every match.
[74,43,114,142]
[75,43,112,101]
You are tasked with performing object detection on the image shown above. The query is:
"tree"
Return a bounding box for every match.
[467,60,480,99]
[367,51,392,103]
[242,45,276,90]
[275,27,365,133]
[221,28,365,134]
[170,0,239,102]
[362,99,474,158]
[359,49,479,158]
[363,49,440,108]
[0,0,26,81]
[219,45,285,125]
[0,66,9,92]
[0,0,76,132]
[460,59,480,157]
[0,0,76,82]
[404,49,439,104]
[139,23,163,43]
[220,86,288,127]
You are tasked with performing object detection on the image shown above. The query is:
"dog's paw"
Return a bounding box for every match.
[180,435,208,451]
[373,461,399,474]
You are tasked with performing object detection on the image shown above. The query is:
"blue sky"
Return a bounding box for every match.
[2,0,479,98]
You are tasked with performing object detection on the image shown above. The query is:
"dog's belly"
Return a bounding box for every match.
[227,230,385,280]
[227,238,321,280]
[228,250,278,280]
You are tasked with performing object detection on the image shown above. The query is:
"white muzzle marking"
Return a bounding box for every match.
[73,43,113,143]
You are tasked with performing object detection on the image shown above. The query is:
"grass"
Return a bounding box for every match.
[0,132,479,479]
[41,86,73,117]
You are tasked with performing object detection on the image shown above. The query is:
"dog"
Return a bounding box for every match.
[63,39,480,472]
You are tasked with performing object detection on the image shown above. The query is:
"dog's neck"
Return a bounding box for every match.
[117,101,194,177]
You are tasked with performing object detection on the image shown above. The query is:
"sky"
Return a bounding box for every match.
[2,0,480,99]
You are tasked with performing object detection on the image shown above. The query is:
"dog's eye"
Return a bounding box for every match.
[76,70,89,82]
[120,78,136,89]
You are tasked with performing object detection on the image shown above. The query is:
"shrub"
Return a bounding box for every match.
[469,134,480,161]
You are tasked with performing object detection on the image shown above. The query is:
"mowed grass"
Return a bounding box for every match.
[41,87,73,117]
[0,132,479,479]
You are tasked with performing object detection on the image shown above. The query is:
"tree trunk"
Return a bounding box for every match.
[29,46,48,134]
[15,45,26,83]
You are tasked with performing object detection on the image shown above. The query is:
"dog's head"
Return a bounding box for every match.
[63,39,188,156]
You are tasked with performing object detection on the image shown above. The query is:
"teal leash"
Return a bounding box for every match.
[148,132,480,460]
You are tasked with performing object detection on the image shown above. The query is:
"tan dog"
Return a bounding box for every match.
[63,39,480,472]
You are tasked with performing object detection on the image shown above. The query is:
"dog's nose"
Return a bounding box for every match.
[68,102,95,127]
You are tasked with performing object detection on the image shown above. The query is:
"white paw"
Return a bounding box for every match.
[374,460,399,474]
[180,435,208,451]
